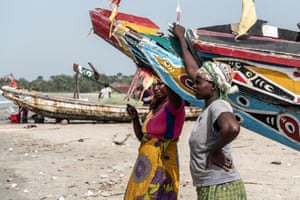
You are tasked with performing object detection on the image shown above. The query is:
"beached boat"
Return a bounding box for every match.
[89,8,300,151]
[186,21,300,107]
[1,86,201,122]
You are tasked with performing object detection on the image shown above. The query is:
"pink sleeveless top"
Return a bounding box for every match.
[142,100,185,140]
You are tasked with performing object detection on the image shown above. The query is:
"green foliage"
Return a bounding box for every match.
[0,73,135,93]
[101,93,141,106]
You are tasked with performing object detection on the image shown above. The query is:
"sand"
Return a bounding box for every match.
[0,120,300,200]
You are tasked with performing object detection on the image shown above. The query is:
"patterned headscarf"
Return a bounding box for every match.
[197,61,233,100]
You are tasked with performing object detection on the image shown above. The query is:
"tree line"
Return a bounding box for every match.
[0,73,134,93]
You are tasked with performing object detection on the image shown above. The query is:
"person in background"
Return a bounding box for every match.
[21,108,28,123]
[18,106,28,123]
[171,23,247,200]
[98,83,112,102]
[125,79,185,200]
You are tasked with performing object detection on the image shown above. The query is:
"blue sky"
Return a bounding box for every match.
[1,0,299,81]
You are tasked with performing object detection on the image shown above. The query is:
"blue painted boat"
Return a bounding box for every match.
[89,8,300,151]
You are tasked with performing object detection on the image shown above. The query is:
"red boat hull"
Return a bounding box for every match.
[90,8,159,48]
[191,29,300,68]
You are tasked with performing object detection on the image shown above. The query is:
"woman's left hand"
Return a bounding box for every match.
[126,104,138,120]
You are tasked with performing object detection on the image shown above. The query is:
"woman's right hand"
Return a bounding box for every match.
[169,23,186,39]
[126,104,138,120]
[206,151,232,172]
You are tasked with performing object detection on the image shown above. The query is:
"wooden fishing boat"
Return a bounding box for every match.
[89,8,300,151]
[1,86,201,122]
[186,21,300,107]
[189,20,300,68]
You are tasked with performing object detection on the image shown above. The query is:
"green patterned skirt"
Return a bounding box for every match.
[196,179,247,200]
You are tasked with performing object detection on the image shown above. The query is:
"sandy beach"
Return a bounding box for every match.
[0,120,300,200]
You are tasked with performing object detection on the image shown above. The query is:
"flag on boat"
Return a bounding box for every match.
[236,0,257,39]
[109,0,121,38]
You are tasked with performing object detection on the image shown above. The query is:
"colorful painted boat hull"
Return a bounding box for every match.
[185,28,300,106]
[89,8,300,151]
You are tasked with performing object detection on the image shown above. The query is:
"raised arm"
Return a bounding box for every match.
[170,23,200,81]
[166,86,184,110]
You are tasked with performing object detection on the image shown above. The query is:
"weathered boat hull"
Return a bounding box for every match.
[89,8,300,151]
[1,86,145,122]
[1,86,201,122]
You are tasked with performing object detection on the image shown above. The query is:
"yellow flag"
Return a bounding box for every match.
[236,0,257,39]
[108,6,118,38]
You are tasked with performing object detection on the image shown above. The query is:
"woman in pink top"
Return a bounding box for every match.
[125,79,185,200]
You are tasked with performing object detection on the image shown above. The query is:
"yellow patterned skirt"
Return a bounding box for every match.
[124,135,179,200]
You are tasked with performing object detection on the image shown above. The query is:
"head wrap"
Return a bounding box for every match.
[151,75,160,84]
[196,61,233,100]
